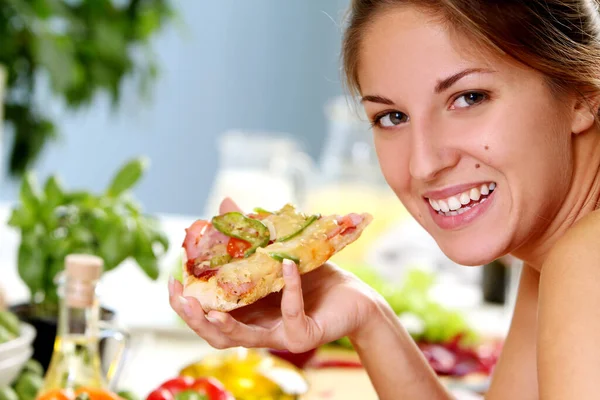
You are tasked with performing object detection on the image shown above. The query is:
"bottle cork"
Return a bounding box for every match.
[64,254,104,308]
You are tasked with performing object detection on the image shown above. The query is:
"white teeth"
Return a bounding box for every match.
[447,196,461,211]
[438,200,450,213]
[427,182,496,216]
[459,192,471,205]
[448,196,462,211]
[429,199,441,211]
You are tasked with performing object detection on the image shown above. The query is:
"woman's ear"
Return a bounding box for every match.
[571,94,600,135]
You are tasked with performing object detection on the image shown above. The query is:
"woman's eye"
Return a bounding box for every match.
[376,112,408,128]
[452,92,487,109]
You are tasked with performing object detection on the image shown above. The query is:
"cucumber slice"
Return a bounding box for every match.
[268,252,300,265]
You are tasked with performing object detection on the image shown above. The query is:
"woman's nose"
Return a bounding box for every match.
[408,126,460,182]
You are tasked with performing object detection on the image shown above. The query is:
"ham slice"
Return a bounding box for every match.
[326,213,364,239]
[183,221,230,276]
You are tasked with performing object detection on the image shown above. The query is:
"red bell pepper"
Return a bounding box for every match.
[146,377,232,400]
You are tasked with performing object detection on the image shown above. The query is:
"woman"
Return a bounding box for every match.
[170,1,600,398]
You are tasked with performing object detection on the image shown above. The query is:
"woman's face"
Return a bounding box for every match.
[358,7,577,266]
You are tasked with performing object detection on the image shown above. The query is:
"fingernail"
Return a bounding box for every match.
[168,275,175,294]
[206,312,226,324]
[179,296,192,317]
[283,259,294,276]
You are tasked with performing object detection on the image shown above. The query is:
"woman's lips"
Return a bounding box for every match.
[427,183,496,230]
[426,182,495,214]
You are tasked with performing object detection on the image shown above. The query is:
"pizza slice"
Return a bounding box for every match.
[181,203,372,312]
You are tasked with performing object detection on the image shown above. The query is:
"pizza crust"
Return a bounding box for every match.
[182,213,373,313]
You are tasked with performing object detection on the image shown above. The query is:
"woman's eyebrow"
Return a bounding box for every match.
[361,68,496,105]
[361,95,394,105]
[434,68,496,93]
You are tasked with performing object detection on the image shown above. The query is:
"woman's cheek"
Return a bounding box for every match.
[374,136,412,193]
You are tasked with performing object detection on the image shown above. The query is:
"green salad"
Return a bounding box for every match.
[332,264,479,349]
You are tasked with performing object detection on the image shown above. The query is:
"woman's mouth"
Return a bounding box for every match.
[427,182,496,217]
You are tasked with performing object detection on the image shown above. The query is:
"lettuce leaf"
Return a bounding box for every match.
[331,264,479,349]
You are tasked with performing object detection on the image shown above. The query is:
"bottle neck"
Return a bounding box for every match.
[56,274,101,338]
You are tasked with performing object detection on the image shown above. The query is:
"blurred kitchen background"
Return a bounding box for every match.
[0,1,519,397]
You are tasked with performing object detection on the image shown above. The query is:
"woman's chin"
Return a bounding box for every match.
[436,239,506,267]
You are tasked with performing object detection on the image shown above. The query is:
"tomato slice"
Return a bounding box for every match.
[226,237,251,258]
[190,378,231,400]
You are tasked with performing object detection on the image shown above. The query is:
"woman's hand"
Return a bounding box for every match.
[168,197,382,353]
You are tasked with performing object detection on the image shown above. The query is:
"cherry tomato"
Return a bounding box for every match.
[190,378,231,400]
[226,237,251,258]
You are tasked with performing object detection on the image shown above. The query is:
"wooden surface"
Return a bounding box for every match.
[300,348,375,399]
[302,368,378,399]
[299,347,489,399]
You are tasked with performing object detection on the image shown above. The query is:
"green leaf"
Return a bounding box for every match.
[140,216,169,253]
[69,225,95,249]
[19,171,42,215]
[133,227,160,280]
[42,258,65,306]
[17,234,45,298]
[7,207,36,230]
[106,157,149,197]
[99,218,134,272]
[43,175,64,207]
[134,254,159,281]
[34,33,78,93]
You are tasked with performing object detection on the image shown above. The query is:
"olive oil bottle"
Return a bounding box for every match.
[39,254,128,394]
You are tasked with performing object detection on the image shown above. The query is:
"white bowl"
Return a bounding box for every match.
[0,346,33,386]
[0,323,37,362]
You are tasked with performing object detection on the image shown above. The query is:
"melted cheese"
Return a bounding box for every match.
[264,204,312,241]
[217,216,338,284]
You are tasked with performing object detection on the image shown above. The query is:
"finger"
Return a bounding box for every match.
[180,296,236,349]
[168,275,183,308]
[219,197,242,214]
[168,278,202,323]
[280,259,315,352]
[168,279,235,349]
[206,310,271,348]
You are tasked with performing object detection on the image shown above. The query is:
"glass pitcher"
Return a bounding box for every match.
[304,96,411,267]
[204,130,315,216]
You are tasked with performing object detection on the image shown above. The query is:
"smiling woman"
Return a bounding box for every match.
[344,0,600,268]
[170,1,600,399]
